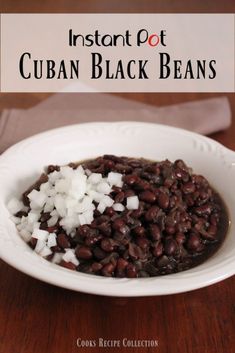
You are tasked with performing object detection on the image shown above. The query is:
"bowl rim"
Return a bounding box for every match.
[0,121,234,297]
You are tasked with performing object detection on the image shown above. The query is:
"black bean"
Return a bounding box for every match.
[126,263,137,278]
[139,190,156,203]
[165,226,176,235]
[133,226,146,237]
[158,192,169,209]
[149,224,161,241]
[112,218,125,231]
[60,260,77,270]
[116,258,129,270]
[40,212,51,222]
[124,189,136,198]
[135,179,150,191]
[136,237,149,250]
[157,255,170,268]
[57,233,70,249]
[115,191,125,203]
[182,182,196,194]
[113,218,128,234]
[128,243,142,260]
[93,247,107,260]
[152,242,163,257]
[102,263,115,277]
[175,233,186,244]
[105,207,116,217]
[101,238,115,252]
[145,206,160,222]
[91,262,103,272]
[123,174,139,186]
[85,234,102,247]
[47,165,60,173]
[194,204,213,216]
[75,246,93,260]
[97,222,112,237]
[76,225,92,238]
[29,237,37,249]
[138,271,150,277]
[164,238,178,256]
[115,163,132,174]
[187,234,201,251]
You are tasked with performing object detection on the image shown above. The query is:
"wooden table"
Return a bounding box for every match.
[0,1,235,353]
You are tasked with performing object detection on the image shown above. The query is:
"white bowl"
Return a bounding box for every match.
[0,122,234,296]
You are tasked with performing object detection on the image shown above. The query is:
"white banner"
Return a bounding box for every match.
[0,14,234,92]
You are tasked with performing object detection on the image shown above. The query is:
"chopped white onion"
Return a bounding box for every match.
[62,249,79,266]
[32,229,49,241]
[107,172,123,187]
[40,245,52,257]
[47,215,58,227]
[19,229,32,242]
[126,196,139,210]
[9,165,132,262]
[28,190,47,208]
[102,195,114,207]
[52,252,63,264]
[47,233,57,248]
[28,211,40,223]
[88,173,102,184]
[97,201,106,214]
[10,215,21,225]
[113,203,125,212]
[96,182,112,194]
[7,198,24,214]
[34,239,46,253]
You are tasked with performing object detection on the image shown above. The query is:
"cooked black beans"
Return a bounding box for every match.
[57,233,71,249]
[22,155,229,278]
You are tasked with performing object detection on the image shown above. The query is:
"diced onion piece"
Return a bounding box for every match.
[126,196,139,210]
[34,239,46,253]
[33,222,40,230]
[96,182,112,194]
[32,229,49,241]
[40,245,52,257]
[63,249,79,266]
[78,214,87,226]
[82,210,94,224]
[47,233,57,248]
[88,173,102,184]
[28,190,47,208]
[28,211,40,223]
[76,195,93,213]
[60,166,74,178]
[85,168,92,176]
[77,165,85,175]
[88,190,104,203]
[19,229,32,242]
[40,182,50,192]
[52,253,63,264]
[48,170,60,184]
[55,179,70,193]
[113,203,125,212]
[47,215,58,227]
[107,172,123,187]
[102,195,114,207]
[10,215,21,225]
[7,198,24,215]
[54,194,66,217]
[97,201,106,214]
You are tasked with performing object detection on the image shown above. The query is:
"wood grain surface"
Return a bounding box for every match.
[0,1,235,353]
